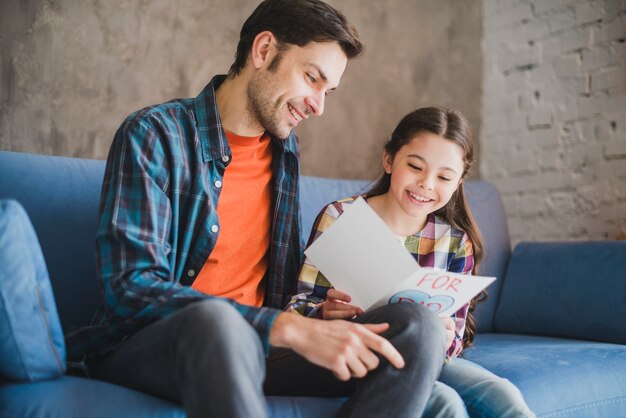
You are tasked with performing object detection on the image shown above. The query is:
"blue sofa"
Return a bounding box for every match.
[1,150,625,418]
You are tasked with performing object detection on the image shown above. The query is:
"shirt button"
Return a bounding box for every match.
[222,155,230,163]
[211,225,219,233]
[215,180,222,188]
[187,269,195,277]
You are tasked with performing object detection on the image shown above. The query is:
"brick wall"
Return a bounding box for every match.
[481,0,626,243]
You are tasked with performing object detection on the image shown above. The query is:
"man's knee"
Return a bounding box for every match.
[381,303,446,344]
[174,299,263,360]
[366,303,447,364]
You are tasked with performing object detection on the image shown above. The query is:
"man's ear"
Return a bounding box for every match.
[250,31,275,69]
[383,152,392,174]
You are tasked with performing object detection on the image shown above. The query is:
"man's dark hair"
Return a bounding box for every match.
[228,0,364,75]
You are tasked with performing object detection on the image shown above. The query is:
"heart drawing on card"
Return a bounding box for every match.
[388,290,455,314]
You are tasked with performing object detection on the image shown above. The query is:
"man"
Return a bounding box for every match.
[67,1,447,417]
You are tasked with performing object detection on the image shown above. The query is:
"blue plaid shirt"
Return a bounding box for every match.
[66,75,303,366]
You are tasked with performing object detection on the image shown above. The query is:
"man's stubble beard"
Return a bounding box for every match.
[246,63,291,141]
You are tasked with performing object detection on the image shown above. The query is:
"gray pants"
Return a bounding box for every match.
[95,299,446,418]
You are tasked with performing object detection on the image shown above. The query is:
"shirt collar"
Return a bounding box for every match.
[193,75,299,163]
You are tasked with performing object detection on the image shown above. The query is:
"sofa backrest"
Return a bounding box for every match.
[0,151,104,332]
[0,151,511,333]
[494,241,626,345]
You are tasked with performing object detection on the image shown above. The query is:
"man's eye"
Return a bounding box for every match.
[307,73,316,83]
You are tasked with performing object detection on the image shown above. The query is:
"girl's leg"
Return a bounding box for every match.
[439,358,536,418]
[422,381,469,418]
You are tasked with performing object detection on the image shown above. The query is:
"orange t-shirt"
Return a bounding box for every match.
[192,131,273,307]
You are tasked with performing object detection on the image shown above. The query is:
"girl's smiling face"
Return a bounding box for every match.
[382,132,465,231]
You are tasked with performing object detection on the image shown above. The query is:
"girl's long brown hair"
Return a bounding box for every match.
[367,107,486,350]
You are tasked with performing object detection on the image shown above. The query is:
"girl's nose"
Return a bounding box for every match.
[418,176,435,190]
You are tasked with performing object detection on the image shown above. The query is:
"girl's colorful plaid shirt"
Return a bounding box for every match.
[287,196,475,360]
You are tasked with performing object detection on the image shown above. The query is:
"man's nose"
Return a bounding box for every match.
[305,90,325,116]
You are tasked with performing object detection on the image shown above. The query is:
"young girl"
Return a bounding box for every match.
[287,107,535,418]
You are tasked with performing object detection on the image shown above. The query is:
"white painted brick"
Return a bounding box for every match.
[615,180,626,198]
[582,45,613,71]
[518,191,547,215]
[484,93,518,115]
[560,122,585,144]
[561,27,592,51]
[578,183,617,206]
[608,159,626,177]
[553,95,582,122]
[575,2,605,24]
[531,126,561,147]
[483,113,527,134]
[527,107,553,127]
[553,53,582,77]
[585,142,605,163]
[498,2,534,24]
[593,159,626,178]
[578,94,605,117]
[534,0,575,16]
[591,66,626,91]
[528,64,557,88]
[604,0,626,17]
[604,138,626,156]
[518,90,535,110]
[494,0,529,14]
[565,145,587,166]
[537,147,561,170]
[504,70,532,92]
[547,8,578,33]
[547,190,594,214]
[614,41,626,64]
[526,18,552,40]
[564,74,590,94]
[592,16,626,44]
[507,153,540,175]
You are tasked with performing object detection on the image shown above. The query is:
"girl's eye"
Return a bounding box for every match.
[307,73,316,83]
[408,164,422,171]
[439,176,451,182]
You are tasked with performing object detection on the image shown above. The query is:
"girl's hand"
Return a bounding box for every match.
[320,289,365,320]
[442,317,455,350]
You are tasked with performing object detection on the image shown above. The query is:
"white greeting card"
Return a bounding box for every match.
[304,197,495,317]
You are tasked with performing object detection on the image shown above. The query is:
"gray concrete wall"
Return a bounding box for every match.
[481,0,626,243]
[1,0,483,181]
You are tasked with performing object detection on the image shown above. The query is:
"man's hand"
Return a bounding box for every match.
[270,312,405,381]
[320,289,364,320]
[442,317,455,351]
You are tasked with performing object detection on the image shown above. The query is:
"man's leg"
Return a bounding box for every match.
[265,303,447,418]
[438,358,536,418]
[94,299,268,418]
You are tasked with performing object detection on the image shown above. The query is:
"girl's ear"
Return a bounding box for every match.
[382,151,393,174]
[250,31,275,69]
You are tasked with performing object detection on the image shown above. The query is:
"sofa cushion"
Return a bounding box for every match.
[0,376,345,418]
[0,200,66,381]
[463,333,626,418]
[494,241,626,344]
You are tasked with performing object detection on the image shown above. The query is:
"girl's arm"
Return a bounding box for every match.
[446,233,475,360]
